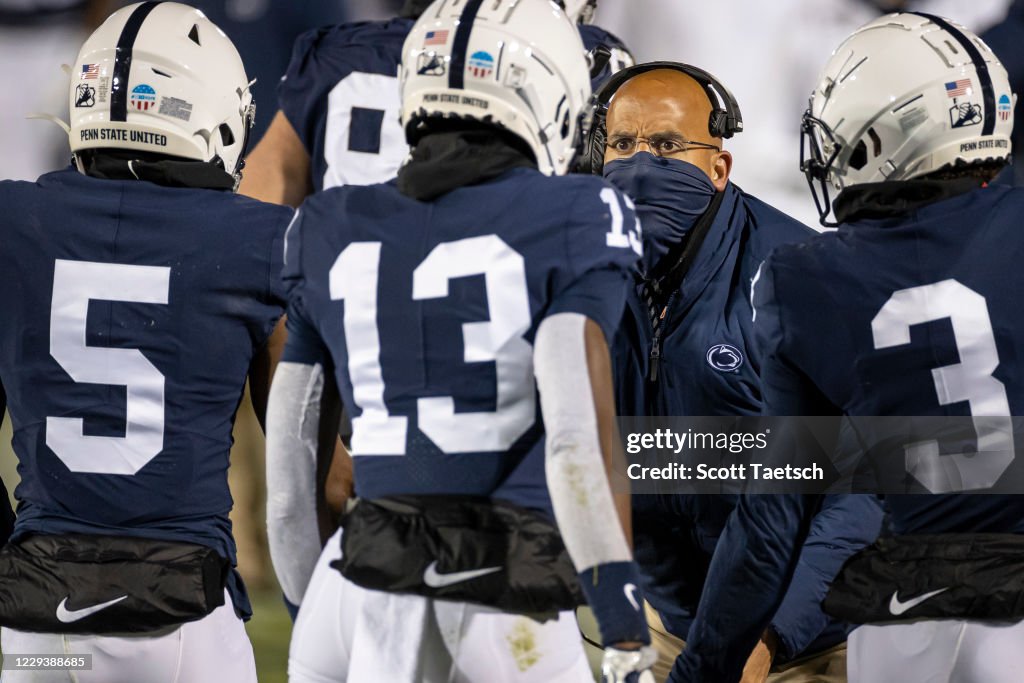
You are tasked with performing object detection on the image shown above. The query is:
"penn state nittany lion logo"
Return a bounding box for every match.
[706,344,743,372]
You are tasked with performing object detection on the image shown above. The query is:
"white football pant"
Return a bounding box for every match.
[849,618,1024,682]
[288,529,593,683]
[0,591,256,683]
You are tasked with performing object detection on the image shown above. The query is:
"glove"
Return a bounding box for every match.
[602,645,658,683]
[579,561,650,645]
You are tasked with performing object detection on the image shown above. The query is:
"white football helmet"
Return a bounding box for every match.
[69,2,254,186]
[802,12,1014,224]
[400,0,592,176]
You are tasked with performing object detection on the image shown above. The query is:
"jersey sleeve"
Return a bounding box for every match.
[671,494,819,682]
[752,257,841,416]
[231,201,292,348]
[547,181,643,343]
[278,24,397,157]
[767,493,884,659]
[266,209,292,309]
[279,26,352,155]
[281,209,330,366]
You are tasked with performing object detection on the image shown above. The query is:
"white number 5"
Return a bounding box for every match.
[47,259,170,475]
[872,279,1013,492]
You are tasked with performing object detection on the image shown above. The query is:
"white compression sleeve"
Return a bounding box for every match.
[266,361,326,605]
[534,312,631,571]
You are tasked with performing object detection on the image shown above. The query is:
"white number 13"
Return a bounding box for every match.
[329,235,535,456]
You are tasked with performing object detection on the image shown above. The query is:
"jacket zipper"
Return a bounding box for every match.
[649,290,679,383]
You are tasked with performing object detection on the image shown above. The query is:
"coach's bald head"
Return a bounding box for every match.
[604,69,732,191]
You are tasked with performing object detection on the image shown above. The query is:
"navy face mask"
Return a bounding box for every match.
[604,152,717,274]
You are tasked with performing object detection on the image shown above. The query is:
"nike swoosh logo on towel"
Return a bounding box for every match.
[423,561,501,588]
[888,588,949,616]
[56,595,128,623]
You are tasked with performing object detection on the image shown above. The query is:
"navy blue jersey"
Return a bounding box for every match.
[279,19,631,191]
[0,169,291,614]
[279,19,413,191]
[754,185,1024,533]
[282,169,641,512]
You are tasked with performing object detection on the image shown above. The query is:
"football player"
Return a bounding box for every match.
[0,4,291,682]
[242,1,631,583]
[676,11,1024,683]
[265,1,656,681]
[238,0,634,206]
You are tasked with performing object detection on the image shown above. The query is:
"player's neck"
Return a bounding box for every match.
[78,152,235,191]
[396,130,536,201]
[833,176,984,224]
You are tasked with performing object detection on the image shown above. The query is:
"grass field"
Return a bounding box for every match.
[247,589,293,683]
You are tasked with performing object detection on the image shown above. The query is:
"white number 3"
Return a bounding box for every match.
[872,279,1014,492]
[47,259,170,475]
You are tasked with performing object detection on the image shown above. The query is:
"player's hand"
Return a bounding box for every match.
[739,629,777,683]
[325,439,353,516]
[601,644,658,683]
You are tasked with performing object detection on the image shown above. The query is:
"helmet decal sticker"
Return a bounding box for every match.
[999,94,1012,121]
[130,84,157,111]
[75,85,96,108]
[417,54,447,77]
[468,51,495,79]
[157,96,193,122]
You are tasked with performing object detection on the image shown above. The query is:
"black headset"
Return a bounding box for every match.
[577,61,744,175]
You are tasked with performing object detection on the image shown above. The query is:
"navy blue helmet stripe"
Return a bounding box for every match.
[913,12,996,136]
[110,1,161,122]
[449,0,486,90]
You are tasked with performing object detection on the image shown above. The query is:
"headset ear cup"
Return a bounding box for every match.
[708,110,726,140]
[588,111,607,175]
